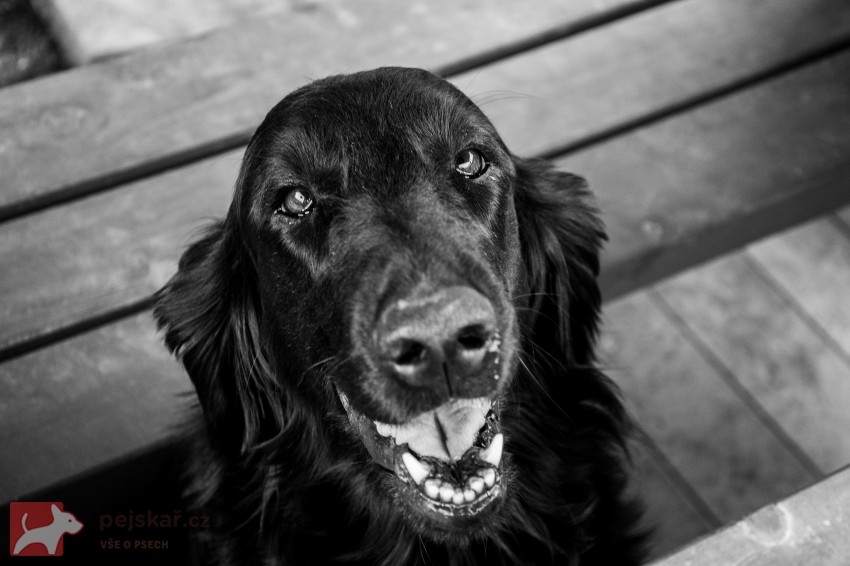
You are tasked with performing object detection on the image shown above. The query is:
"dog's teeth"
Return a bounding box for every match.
[479,433,504,467]
[374,421,397,438]
[401,452,431,485]
[469,477,485,494]
[439,485,455,503]
[452,490,465,505]
[483,468,496,488]
[423,479,440,500]
[463,488,476,502]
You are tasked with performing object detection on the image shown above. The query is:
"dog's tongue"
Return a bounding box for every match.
[375,398,490,461]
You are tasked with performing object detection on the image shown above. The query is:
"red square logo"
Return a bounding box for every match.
[9,502,84,557]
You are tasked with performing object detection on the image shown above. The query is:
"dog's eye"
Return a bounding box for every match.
[455,149,489,179]
[276,187,315,217]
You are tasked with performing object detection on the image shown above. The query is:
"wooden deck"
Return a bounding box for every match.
[1,0,849,562]
[608,208,850,558]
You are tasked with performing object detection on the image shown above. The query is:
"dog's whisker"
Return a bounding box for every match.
[511,291,559,301]
[516,346,575,426]
[301,354,340,378]
[468,89,540,108]
[416,535,429,565]
[298,354,350,390]
[456,68,484,94]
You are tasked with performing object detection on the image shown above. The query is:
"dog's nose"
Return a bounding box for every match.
[377,286,499,392]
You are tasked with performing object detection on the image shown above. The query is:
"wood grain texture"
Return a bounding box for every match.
[565,52,850,300]
[653,466,850,566]
[0,150,242,352]
[0,312,190,503]
[0,0,643,214]
[4,31,850,355]
[34,0,288,63]
[655,253,850,474]
[600,292,817,523]
[629,439,716,560]
[451,0,850,158]
[2,2,850,537]
[747,218,850,359]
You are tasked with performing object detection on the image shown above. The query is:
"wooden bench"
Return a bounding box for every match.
[2,0,849,561]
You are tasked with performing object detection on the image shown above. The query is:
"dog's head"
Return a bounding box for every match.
[155,67,604,542]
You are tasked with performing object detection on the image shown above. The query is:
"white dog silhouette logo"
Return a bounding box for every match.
[10,502,84,556]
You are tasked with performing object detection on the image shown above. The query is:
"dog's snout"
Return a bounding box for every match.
[377,286,498,392]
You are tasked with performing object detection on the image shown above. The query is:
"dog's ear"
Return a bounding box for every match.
[153,216,281,454]
[514,157,606,365]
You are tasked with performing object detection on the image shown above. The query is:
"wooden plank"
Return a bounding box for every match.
[0,0,651,217]
[564,53,850,300]
[450,0,850,158]
[837,204,850,226]
[33,0,287,64]
[0,312,190,503]
[0,150,241,354]
[655,253,850,474]
[747,218,850,358]
[3,20,850,356]
[0,289,779,529]
[629,438,716,560]
[653,466,850,566]
[600,292,818,523]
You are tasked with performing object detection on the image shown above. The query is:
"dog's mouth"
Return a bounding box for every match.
[337,392,503,517]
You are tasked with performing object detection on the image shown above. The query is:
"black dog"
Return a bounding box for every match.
[154,67,645,565]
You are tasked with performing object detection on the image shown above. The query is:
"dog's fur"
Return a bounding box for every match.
[154,67,645,565]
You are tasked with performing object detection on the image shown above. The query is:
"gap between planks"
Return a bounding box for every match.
[1,1,848,552]
[0,0,681,222]
[6,35,849,223]
[605,206,850,545]
[4,16,850,361]
[3,0,850,222]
